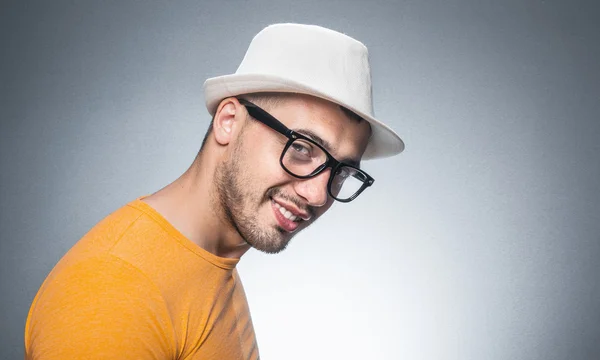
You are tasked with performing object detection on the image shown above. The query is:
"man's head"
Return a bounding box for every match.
[202,92,372,253]
[197,23,404,254]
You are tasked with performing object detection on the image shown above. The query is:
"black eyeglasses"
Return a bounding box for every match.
[237,98,374,203]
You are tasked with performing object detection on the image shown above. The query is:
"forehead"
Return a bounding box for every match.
[263,95,372,161]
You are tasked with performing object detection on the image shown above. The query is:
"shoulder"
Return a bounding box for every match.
[33,254,166,312]
[25,254,177,358]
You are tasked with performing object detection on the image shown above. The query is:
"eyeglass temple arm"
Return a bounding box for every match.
[237,98,294,138]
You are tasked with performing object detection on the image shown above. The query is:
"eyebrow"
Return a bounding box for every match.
[293,128,361,168]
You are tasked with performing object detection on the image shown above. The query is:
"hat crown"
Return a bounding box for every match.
[236,24,374,116]
[203,23,404,159]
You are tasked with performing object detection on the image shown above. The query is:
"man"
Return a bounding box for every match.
[24,23,404,359]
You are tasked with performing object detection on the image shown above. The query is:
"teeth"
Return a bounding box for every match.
[278,206,292,219]
[274,201,300,222]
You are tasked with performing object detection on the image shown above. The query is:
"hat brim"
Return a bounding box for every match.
[203,73,405,160]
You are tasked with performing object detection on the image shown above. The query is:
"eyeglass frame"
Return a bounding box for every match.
[236,97,375,203]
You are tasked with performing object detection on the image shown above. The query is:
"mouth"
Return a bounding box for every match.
[271,198,304,232]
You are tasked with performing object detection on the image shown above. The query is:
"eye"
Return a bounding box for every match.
[291,141,312,157]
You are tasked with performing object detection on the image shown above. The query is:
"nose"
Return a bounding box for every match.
[293,168,331,207]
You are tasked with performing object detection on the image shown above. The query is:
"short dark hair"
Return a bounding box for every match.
[199,93,363,152]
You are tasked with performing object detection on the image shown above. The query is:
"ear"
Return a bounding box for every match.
[212,97,242,146]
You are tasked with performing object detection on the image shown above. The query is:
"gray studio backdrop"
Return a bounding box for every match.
[1,1,599,359]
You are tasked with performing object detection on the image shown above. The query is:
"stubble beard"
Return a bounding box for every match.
[213,146,292,254]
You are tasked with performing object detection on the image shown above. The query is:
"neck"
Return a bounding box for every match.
[142,152,251,259]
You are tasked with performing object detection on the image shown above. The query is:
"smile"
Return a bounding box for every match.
[274,201,301,222]
[271,199,304,232]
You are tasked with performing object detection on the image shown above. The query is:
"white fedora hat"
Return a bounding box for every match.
[203,23,404,160]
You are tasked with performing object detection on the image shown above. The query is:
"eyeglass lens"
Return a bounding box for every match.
[282,138,366,200]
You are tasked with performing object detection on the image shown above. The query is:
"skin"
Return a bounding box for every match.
[143,94,371,258]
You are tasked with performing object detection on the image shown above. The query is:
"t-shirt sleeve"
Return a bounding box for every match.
[25,255,176,359]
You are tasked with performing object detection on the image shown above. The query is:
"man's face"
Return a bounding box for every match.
[215,95,371,254]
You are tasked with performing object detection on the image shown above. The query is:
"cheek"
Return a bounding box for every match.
[242,134,290,190]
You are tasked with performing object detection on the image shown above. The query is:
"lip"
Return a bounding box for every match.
[271,199,301,232]
[271,198,311,221]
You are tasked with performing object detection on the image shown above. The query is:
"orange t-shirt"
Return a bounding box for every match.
[24,197,259,359]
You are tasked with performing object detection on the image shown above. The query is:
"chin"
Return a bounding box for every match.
[247,232,293,254]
